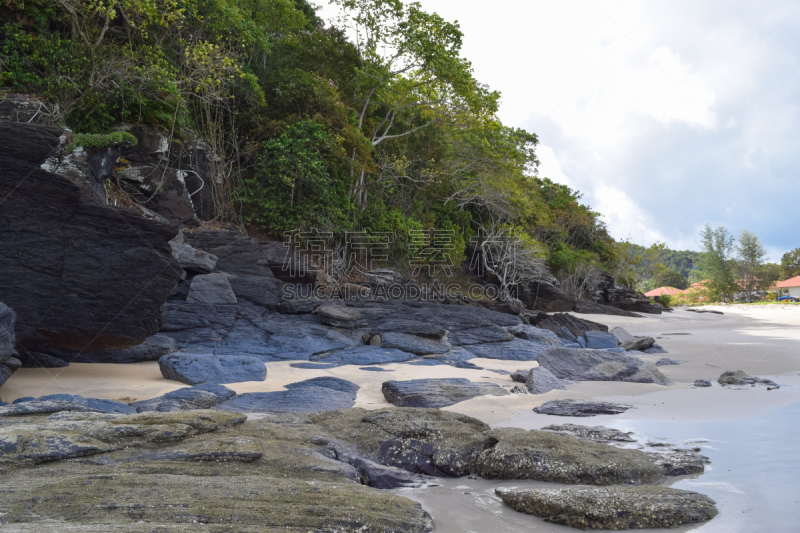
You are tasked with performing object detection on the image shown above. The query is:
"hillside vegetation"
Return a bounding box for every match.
[0,0,618,283]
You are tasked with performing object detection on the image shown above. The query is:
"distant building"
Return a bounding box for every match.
[772,276,800,298]
[644,287,683,297]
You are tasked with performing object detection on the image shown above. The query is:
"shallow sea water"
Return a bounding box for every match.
[395,400,800,533]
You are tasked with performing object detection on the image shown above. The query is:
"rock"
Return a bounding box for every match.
[188,383,237,401]
[449,325,515,345]
[0,394,135,417]
[316,304,367,328]
[476,427,663,484]
[224,273,283,309]
[363,269,407,284]
[533,313,608,341]
[0,122,183,352]
[184,230,282,278]
[463,338,551,361]
[0,302,19,387]
[496,486,718,530]
[538,347,670,384]
[542,423,635,442]
[217,377,359,413]
[648,450,709,476]
[572,300,643,317]
[510,369,532,383]
[520,279,575,312]
[368,320,448,339]
[382,378,510,408]
[609,326,635,344]
[526,366,567,394]
[158,352,266,385]
[312,408,493,477]
[380,331,451,355]
[311,346,415,366]
[694,379,712,387]
[590,272,664,315]
[130,388,219,412]
[169,241,218,273]
[644,343,668,354]
[15,349,70,368]
[42,334,176,364]
[507,324,562,345]
[622,336,656,351]
[534,399,634,417]
[186,273,238,305]
[276,298,323,314]
[510,385,528,394]
[584,331,619,349]
[687,308,724,315]
[718,370,778,387]
[656,358,682,366]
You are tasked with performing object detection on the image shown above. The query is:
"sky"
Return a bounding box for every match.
[316,0,800,260]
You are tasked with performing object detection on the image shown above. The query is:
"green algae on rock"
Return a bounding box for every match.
[496,485,719,530]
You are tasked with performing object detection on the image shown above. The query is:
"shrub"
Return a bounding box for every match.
[66,132,138,153]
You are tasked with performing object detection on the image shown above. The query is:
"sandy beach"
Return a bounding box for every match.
[5,304,799,423]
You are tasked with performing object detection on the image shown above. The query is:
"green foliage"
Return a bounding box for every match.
[781,248,800,279]
[696,224,736,302]
[1,0,619,278]
[66,131,138,153]
[239,120,353,235]
[653,268,688,290]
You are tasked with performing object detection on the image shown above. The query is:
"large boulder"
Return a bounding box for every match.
[525,366,567,394]
[169,241,218,273]
[382,378,510,408]
[0,122,184,352]
[496,486,718,529]
[42,334,176,364]
[590,272,663,314]
[159,352,266,385]
[537,347,670,384]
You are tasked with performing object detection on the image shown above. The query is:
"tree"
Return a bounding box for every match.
[653,268,688,290]
[759,263,783,291]
[735,229,766,300]
[330,0,498,207]
[781,248,800,279]
[696,224,736,301]
[611,241,666,290]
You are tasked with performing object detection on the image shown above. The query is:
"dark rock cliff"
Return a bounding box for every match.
[0,121,184,352]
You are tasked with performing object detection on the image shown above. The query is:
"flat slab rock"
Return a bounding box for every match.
[1,394,136,416]
[217,377,359,413]
[538,347,670,385]
[542,423,635,442]
[159,352,266,385]
[534,399,634,417]
[382,378,510,408]
[316,304,367,328]
[311,345,415,366]
[656,358,682,366]
[496,486,718,530]
[718,370,778,388]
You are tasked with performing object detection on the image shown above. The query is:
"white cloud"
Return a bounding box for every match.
[593,186,665,246]
[536,145,575,190]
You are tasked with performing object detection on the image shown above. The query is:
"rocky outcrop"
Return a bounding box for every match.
[476,427,663,484]
[169,240,218,273]
[41,333,176,364]
[572,300,642,317]
[158,352,266,385]
[531,313,608,342]
[0,408,435,532]
[0,302,21,388]
[622,335,656,351]
[311,346,415,366]
[186,273,238,305]
[316,304,368,328]
[382,378,510,408]
[534,400,634,417]
[497,486,718,530]
[0,394,136,416]
[0,122,184,352]
[537,347,670,384]
[591,272,664,314]
[718,370,778,387]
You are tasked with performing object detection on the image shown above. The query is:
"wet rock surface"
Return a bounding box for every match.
[542,423,635,443]
[382,378,510,408]
[718,370,778,387]
[497,486,718,530]
[537,347,670,384]
[534,399,634,417]
[656,357,682,366]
